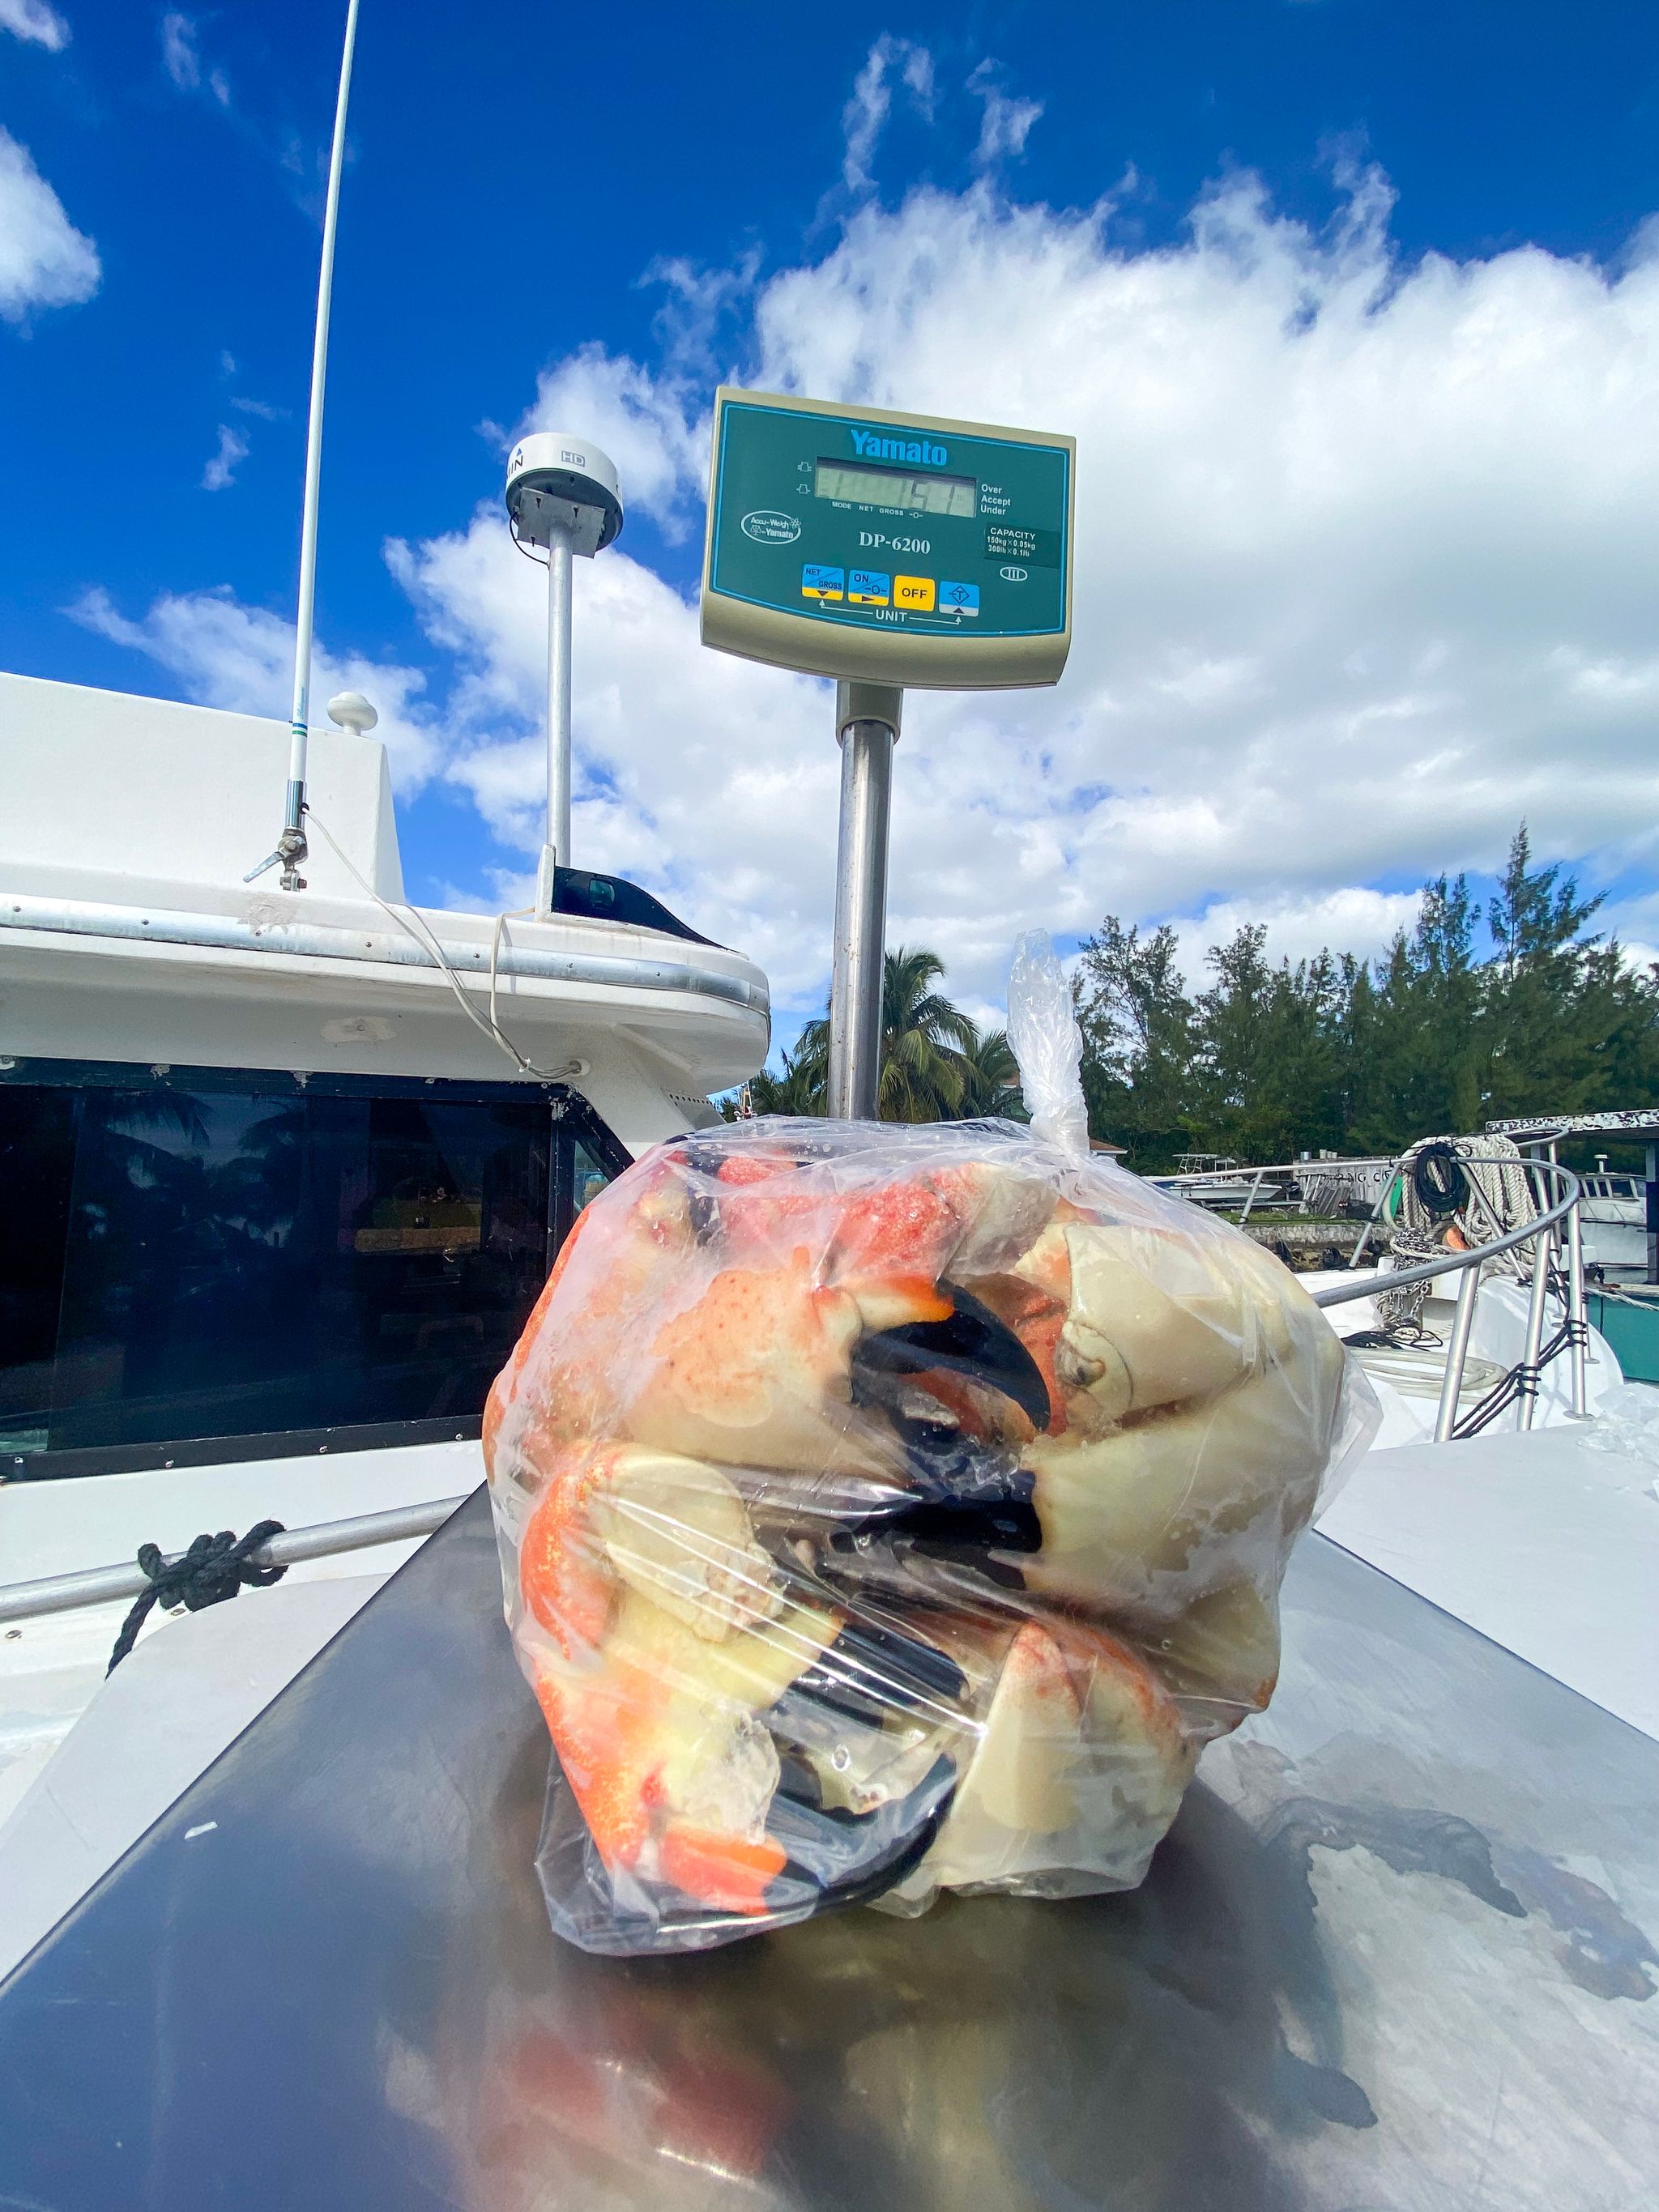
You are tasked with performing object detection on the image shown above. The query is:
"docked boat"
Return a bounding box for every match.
[1153,1152,1294,1212]
[0,667,770,1843]
[1574,1166,1646,1275]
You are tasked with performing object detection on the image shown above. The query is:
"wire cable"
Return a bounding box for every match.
[303,806,577,1084]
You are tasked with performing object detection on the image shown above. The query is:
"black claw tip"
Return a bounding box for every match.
[854,1282,1051,1433]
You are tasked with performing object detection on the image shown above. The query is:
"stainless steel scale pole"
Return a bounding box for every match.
[827,681,902,1120]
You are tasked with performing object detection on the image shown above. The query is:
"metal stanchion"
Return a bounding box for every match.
[1349,1164,1401,1268]
[1435,1259,1482,1443]
[827,680,901,1122]
[1567,1196,1589,1417]
[1517,1225,1551,1432]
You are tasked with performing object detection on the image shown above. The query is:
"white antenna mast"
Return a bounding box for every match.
[247,0,362,893]
[504,433,625,912]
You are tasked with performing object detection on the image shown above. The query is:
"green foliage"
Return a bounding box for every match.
[1075,918,1194,1163]
[1077,825,1659,1170]
[726,826,1658,1153]
[957,1026,1025,1118]
[741,946,1022,1124]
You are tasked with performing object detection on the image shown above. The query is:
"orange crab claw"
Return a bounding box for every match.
[621,1263,948,1475]
[517,1440,843,1916]
[527,1586,838,1918]
[712,1154,1054,1331]
[656,1829,787,1918]
[897,1613,1197,1897]
[485,1157,698,1485]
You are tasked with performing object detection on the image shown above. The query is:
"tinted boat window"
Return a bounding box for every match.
[0,1069,629,1475]
[0,1085,76,1458]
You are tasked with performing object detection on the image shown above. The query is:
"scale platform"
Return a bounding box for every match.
[2,1489,1655,2210]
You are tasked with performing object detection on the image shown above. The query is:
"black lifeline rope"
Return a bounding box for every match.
[1412,1140,1469,1221]
[106,1521,288,1675]
[1452,1294,1585,1439]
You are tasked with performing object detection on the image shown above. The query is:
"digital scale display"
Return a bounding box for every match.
[701,389,1074,690]
[813,458,978,518]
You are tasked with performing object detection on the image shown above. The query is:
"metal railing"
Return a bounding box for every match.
[0,1494,467,1629]
[1305,1157,1584,1441]
[1154,1149,1588,1443]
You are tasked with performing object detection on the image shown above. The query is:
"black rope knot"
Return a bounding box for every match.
[107,1520,288,1675]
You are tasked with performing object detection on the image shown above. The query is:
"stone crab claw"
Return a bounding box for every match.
[851,1283,1052,1442]
[516,1439,845,1918]
[616,1262,950,1477]
[613,1156,1059,1476]
[982,1217,1346,1627]
[770,1606,1198,1907]
[709,1146,1056,1325]
[488,1143,1064,1488]
[891,1612,1199,1902]
[817,1208,1348,1720]
[484,1151,697,1478]
[967,1213,1292,1440]
[510,1440,966,1933]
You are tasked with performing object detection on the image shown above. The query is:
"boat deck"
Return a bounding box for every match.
[1318,1422,1659,1741]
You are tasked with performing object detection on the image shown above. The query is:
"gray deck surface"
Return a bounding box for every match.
[2,1489,1655,2211]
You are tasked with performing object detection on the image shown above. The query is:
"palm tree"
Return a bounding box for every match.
[790,946,982,1123]
[955,1026,1025,1119]
[726,947,1030,1125]
[743,1051,824,1116]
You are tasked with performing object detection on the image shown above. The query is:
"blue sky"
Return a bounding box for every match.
[6,1,1659,1044]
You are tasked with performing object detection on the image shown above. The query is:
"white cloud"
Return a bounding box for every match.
[842,36,935,194]
[0,0,70,50]
[68,586,442,794]
[386,513,841,999]
[64,134,1659,1025]
[1169,887,1424,993]
[160,11,198,89]
[380,158,1659,1017]
[967,63,1043,166]
[201,423,248,491]
[513,343,705,539]
[0,126,98,322]
[160,11,226,103]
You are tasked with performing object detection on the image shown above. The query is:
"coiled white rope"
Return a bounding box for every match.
[1377,1132,1537,1331]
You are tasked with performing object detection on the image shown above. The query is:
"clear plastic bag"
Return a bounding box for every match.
[484,947,1377,1954]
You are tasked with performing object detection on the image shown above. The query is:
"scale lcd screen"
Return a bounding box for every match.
[814,457,977,518]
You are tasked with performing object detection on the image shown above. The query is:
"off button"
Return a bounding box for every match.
[893,574,935,612]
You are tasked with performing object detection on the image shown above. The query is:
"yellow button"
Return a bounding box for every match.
[893,574,936,612]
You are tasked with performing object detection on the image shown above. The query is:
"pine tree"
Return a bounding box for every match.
[1074,825,1659,1165]
[1074,919,1196,1167]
